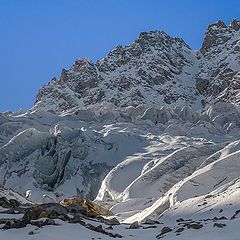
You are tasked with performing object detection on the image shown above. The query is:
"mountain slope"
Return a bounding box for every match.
[1,19,240,239]
[35,31,202,112]
[34,20,240,113]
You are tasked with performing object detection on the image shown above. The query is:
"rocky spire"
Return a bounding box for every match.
[200,20,231,54]
[230,19,240,31]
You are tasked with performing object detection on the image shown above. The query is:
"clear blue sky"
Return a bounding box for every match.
[1,0,240,112]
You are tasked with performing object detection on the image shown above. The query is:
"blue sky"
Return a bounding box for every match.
[1,0,240,112]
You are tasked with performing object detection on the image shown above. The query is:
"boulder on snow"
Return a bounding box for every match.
[186,223,203,229]
[213,223,226,228]
[157,226,173,237]
[129,221,139,229]
[143,218,160,225]
[59,198,113,217]
[104,217,120,225]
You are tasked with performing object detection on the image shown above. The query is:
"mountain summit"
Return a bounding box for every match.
[34,19,240,113]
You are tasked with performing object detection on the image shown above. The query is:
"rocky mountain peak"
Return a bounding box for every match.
[34,19,240,113]
[135,30,190,49]
[60,58,96,83]
[230,19,240,31]
[208,20,227,30]
[72,58,94,71]
[196,19,240,98]
[59,58,99,92]
[201,20,233,54]
[95,30,191,74]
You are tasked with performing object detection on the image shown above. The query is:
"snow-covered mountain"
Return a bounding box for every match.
[1,19,240,239]
[34,19,240,113]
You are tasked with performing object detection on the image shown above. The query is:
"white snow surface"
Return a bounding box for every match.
[1,101,240,239]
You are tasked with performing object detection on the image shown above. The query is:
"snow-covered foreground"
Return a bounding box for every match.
[1,219,158,240]
[1,220,240,240]
[2,220,236,240]
[1,101,240,238]
[1,186,240,240]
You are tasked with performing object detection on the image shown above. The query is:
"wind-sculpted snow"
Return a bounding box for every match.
[0,128,49,165]
[1,101,240,214]
[0,105,154,201]
[97,141,227,220]
[125,141,240,223]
